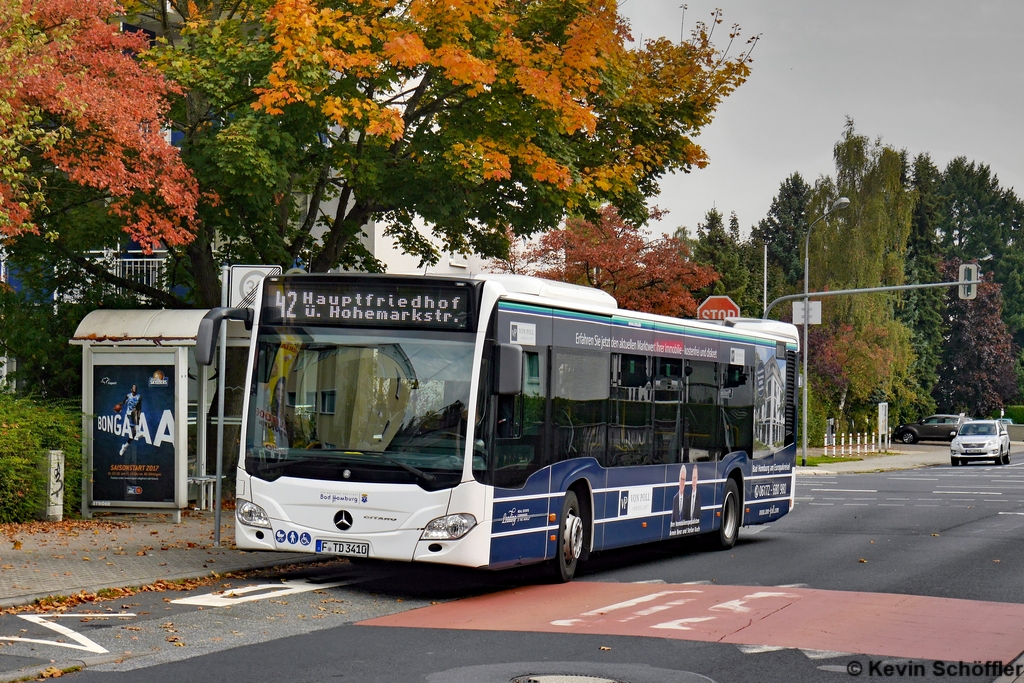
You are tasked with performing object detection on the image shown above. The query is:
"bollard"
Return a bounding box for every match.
[38,449,64,521]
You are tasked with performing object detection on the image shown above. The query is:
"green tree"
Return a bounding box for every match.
[805,120,919,428]
[691,209,761,316]
[935,157,1024,345]
[895,153,945,416]
[751,173,812,292]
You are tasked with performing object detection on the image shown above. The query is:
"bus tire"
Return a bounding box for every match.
[549,490,584,583]
[712,479,740,551]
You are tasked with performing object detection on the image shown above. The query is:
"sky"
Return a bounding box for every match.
[618,0,1024,237]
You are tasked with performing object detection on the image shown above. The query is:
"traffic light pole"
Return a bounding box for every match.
[762,279,972,321]
[762,277,975,466]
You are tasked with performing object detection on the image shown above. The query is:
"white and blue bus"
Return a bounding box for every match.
[197,273,799,581]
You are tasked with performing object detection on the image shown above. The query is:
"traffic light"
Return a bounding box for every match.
[958,263,979,300]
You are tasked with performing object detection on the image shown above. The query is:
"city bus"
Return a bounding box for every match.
[196,273,800,581]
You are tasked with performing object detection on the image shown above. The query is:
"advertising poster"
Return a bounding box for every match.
[92,365,176,503]
[669,463,704,537]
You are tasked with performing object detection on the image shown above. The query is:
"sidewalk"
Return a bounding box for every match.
[795,444,951,475]
[0,510,313,609]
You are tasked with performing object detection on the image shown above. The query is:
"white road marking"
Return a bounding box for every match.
[737,644,787,654]
[801,649,854,659]
[998,512,1024,516]
[171,579,354,607]
[651,616,716,630]
[0,613,136,654]
[932,491,1001,495]
[878,504,905,507]
[811,489,878,492]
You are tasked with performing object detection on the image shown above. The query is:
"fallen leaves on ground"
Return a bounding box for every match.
[2,520,128,540]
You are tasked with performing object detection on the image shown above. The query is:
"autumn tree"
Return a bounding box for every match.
[508,205,718,317]
[0,0,199,396]
[145,1,750,305]
[933,260,1017,416]
[0,0,197,254]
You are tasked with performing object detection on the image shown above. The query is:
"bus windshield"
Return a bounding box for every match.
[247,328,476,486]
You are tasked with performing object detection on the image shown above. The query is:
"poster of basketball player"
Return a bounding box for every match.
[92,365,176,503]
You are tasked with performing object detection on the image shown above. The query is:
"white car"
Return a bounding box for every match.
[950,420,1011,466]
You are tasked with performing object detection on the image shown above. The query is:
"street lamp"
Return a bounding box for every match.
[801,196,850,467]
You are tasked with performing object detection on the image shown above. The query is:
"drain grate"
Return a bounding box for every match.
[511,676,625,683]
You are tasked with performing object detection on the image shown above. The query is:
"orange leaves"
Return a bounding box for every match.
[323,96,405,141]
[446,139,512,183]
[433,44,496,92]
[383,31,430,69]
[0,0,198,248]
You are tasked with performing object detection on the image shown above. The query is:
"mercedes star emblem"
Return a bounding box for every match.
[334,509,353,531]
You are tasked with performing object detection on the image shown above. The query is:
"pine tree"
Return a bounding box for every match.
[751,173,811,290]
[896,153,945,415]
[936,158,1024,346]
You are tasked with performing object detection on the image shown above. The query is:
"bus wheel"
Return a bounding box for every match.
[712,479,740,550]
[550,491,584,582]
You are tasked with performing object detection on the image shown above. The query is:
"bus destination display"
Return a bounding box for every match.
[261,279,472,330]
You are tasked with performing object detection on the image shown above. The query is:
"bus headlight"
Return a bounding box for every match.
[421,513,476,540]
[237,500,272,528]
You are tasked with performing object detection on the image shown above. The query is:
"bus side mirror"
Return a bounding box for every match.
[196,307,254,366]
[495,343,523,395]
[949,430,957,438]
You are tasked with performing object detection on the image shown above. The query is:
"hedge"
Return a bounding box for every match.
[1001,405,1024,424]
[0,395,81,522]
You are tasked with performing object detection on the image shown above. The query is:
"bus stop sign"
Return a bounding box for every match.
[697,295,741,321]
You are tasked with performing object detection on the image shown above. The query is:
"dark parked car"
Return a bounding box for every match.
[893,414,967,444]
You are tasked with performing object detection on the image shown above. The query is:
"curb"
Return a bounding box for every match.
[0,651,136,683]
[0,552,322,610]
[795,462,943,476]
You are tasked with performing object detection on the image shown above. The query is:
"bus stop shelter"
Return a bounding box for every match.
[71,310,251,522]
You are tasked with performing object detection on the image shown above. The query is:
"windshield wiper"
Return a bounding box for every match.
[361,450,436,483]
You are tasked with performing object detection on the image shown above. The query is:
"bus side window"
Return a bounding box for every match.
[654,357,683,463]
[683,360,717,462]
[492,351,546,488]
[720,362,753,458]
[552,349,609,463]
[609,353,653,466]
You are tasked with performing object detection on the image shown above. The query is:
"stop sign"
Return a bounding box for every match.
[697,295,741,320]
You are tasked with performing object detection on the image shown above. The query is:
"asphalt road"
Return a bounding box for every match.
[5,458,1024,683]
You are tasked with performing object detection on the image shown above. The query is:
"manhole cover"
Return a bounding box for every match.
[511,677,624,683]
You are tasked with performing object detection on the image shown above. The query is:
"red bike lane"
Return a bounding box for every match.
[361,581,1024,663]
